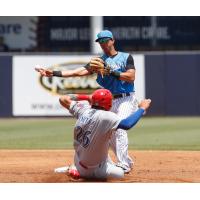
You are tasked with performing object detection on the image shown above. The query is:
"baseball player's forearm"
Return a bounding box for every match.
[61,67,91,77]
[68,94,91,102]
[119,69,135,82]
[117,108,144,130]
[110,69,135,83]
[59,95,72,110]
[35,66,91,78]
[119,72,135,82]
[59,94,91,109]
[118,98,151,130]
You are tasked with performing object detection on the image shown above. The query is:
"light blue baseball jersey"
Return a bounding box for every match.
[96,52,135,94]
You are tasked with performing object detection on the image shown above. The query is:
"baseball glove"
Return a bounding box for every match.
[89,57,110,77]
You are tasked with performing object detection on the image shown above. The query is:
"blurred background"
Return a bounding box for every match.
[0,16,199,150]
[0,16,200,117]
[1,16,200,53]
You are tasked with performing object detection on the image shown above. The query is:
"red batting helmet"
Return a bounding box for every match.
[91,89,113,111]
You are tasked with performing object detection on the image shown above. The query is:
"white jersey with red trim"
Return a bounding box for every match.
[69,101,121,168]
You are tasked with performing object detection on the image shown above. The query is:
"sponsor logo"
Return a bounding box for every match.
[0,24,22,35]
[39,61,100,95]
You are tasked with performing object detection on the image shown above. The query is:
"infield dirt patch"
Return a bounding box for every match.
[0,150,200,183]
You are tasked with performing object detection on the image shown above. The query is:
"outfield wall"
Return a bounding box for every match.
[0,56,12,117]
[0,52,199,117]
[145,53,200,115]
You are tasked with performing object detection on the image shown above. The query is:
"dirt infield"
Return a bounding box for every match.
[0,150,200,183]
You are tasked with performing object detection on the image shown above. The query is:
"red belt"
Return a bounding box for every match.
[79,161,100,170]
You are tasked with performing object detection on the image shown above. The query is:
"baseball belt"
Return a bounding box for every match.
[79,161,100,170]
[113,92,131,99]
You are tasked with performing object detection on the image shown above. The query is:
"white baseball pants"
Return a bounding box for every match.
[74,154,124,179]
[110,92,138,171]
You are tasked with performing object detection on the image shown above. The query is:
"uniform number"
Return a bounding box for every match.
[75,126,91,148]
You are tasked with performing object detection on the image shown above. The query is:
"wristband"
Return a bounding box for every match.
[53,71,62,77]
[111,71,121,79]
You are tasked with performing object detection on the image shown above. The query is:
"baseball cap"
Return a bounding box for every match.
[95,30,113,42]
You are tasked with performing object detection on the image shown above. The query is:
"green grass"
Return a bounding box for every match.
[129,117,200,150]
[0,117,200,150]
[0,118,75,149]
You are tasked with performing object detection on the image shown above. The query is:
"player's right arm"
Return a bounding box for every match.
[62,67,92,77]
[35,66,92,78]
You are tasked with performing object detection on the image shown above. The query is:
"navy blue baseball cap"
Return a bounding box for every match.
[95,30,114,42]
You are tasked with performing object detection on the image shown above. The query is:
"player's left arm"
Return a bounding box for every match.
[118,69,135,82]
[117,99,151,130]
[111,54,135,83]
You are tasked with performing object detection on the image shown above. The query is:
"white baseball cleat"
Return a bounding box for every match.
[54,166,70,173]
[54,164,80,179]
[116,163,132,174]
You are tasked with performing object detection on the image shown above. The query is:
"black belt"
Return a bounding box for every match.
[113,93,130,99]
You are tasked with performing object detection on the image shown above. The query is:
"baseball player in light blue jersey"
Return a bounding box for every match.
[55,89,151,179]
[93,30,137,173]
[35,30,137,173]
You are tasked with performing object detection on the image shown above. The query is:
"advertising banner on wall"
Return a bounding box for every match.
[0,16,38,50]
[104,16,200,50]
[38,17,90,51]
[12,54,145,116]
